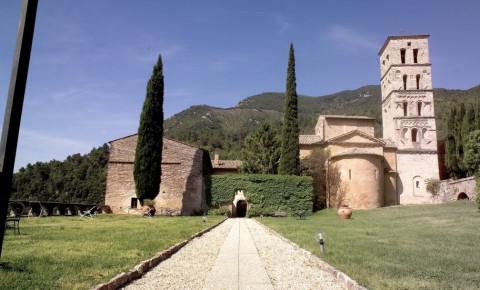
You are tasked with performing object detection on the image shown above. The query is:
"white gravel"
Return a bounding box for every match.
[245,219,346,290]
[123,219,234,290]
[123,218,346,290]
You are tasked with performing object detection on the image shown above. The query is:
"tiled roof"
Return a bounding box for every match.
[299,135,324,145]
[212,160,242,169]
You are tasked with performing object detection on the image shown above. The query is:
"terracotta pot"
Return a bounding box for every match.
[337,206,352,219]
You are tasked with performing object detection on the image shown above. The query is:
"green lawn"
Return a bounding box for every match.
[259,201,480,290]
[0,215,223,290]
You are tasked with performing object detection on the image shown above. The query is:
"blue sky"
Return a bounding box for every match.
[1,0,479,170]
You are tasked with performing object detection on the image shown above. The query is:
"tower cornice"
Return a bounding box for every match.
[382,89,434,104]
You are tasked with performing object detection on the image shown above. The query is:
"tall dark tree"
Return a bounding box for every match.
[445,107,460,177]
[462,103,476,146]
[134,55,164,201]
[241,123,280,174]
[279,44,300,175]
[476,97,480,130]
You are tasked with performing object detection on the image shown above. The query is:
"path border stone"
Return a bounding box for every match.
[90,217,228,290]
[253,219,368,290]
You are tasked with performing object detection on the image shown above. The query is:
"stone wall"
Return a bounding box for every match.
[396,152,440,204]
[439,176,477,202]
[105,136,207,215]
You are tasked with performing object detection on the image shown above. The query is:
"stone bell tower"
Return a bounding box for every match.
[379,35,439,204]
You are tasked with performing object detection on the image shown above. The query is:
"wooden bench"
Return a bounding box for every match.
[6,217,20,234]
[273,211,287,217]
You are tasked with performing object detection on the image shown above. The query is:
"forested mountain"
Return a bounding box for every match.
[11,84,480,203]
[165,85,480,159]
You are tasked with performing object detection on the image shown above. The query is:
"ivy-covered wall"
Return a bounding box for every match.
[206,174,313,216]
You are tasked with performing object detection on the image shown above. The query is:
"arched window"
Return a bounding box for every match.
[413,49,419,63]
[403,102,408,116]
[403,74,408,90]
[416,74,421,89]
[400,48,406,64]
[417,101,422,116]
[411,128,418,142]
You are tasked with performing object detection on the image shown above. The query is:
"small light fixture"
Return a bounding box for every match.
[315,231,325,254]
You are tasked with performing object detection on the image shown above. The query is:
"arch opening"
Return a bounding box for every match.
[457,192,469,200]
[236,200,247,217]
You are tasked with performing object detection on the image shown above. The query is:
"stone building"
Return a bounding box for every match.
[211,154,242,175]
[300,115,398,209]
[104,135,211,215]
[379,35,440,204]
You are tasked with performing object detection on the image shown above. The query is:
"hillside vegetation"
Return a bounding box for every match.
[165,85,480,159]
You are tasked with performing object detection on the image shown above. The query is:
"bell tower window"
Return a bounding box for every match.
[417,102,422,116]
[403,74,407,90]
[400,48,406,64]
[416,74,420,89]
[411,128,418,143]
[413,49,419,63]
[403,102,408,116]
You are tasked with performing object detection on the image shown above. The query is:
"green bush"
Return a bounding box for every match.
[476,175,480,210]
[207,174,313,215]
[208,207,230,216]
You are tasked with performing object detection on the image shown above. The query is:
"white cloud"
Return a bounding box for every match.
[15,129,92,170]
[327,25,378,51]
[273,14,290,35]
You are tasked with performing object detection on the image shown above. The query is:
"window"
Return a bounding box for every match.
[403,102,408,116]
[413,49,419,63]
[416,181,420,188]
[131,198,138,209]
[386,54,390,60]
[349,169,352,180]
[407,42,411,46]
[403,74,407,90]
[411,128,418,142]
[417,101,422,116]
[400,48,406,64]
[382,60,385,65]
[416,74,420,89]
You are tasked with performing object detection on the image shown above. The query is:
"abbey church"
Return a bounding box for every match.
[300,35,440,208]
[105,35,443,214]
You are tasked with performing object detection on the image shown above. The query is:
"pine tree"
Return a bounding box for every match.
[279,44,300,175]
[134,55,164,201]
[241,123,280,174]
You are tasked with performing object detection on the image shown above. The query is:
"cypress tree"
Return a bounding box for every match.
[134,55,164,201]
[445,107,459,177]
[279,43,300,175]
[476,97,480,130]
[456,103,466,175]
[462,103,476,145]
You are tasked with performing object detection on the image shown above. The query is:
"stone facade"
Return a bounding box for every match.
[379,35,440,204]
[105,135,210,215]
[300,115,398,209]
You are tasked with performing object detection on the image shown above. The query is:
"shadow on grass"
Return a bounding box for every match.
[0,261,28,273]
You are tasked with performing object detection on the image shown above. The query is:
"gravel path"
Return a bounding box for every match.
[123,219,234,290]
[123,218,346,290]
[245,219,346,290]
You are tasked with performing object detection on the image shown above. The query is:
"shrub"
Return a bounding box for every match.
[208,207,230,216]
[208,174,313,215]
[476,175,480,210]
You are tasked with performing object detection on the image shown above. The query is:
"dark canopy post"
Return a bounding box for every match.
[0,0,38,257]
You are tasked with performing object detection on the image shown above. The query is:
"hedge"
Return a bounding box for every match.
[206,174,313,216]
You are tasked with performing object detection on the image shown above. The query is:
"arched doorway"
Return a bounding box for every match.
[457,192,469,200]
[236,200,247,217]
